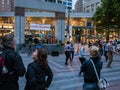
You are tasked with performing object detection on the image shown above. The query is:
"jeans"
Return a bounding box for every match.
[70,51,74,60]
[107,51,113,67]
[83,83,100,90]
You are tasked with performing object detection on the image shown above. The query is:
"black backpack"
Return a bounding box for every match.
[0,50,14,85]
[0,51,8,74]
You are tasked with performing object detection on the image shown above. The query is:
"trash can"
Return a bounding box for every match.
[51,50,59,56]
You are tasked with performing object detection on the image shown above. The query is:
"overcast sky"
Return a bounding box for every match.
[72,0,77,9]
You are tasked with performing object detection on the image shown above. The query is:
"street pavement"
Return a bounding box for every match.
[18,51,120,90]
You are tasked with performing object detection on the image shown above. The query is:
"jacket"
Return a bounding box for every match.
[81,56,103,83]
[25,61,53,90]
[0,45,26,90]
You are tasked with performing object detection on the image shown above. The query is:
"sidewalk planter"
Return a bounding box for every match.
[42,44,63,54]
[51,50,59,56]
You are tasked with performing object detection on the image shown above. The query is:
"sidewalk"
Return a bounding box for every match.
[106,80,120,90]
[19,52,120,90]
[47,53,120,90]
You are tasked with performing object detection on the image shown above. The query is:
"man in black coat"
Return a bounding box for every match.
[0,34,26,90]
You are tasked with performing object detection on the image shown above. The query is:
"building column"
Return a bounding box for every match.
[14,7,25,51]
[55,12,65,43]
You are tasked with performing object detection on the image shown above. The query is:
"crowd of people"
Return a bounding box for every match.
[87,39,117,68]
[64,39,119,90]
[0,34,53,90]
[0,33,119,90]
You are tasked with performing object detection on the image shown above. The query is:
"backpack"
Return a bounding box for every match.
[0,50,12,85]
[0,52,8,75]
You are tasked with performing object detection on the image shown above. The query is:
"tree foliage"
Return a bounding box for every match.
[92,0,120,40]
[112,0,120,27]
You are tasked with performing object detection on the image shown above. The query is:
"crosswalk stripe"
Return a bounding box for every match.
[48,59,120,90]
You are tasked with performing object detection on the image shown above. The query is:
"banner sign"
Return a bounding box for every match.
[30,23,51,30]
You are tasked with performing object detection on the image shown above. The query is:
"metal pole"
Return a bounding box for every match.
[67,8,70,41]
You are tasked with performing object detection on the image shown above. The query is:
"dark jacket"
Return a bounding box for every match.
[81,56,103,83]
[0,45,26,90]
[25,61,53,90]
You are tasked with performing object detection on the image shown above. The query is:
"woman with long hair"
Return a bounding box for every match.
[25,48,53,90]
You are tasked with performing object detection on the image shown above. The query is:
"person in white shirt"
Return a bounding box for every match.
[79,43,86,75]
[64,41,72,65]
[79,43,85,58]
[70,43,74,60]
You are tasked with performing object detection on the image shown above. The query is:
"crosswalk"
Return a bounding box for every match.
[48,55,120,90]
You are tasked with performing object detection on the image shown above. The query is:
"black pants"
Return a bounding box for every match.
[104,51,108,61]
[79,57,86,64]
[65,51,71,64]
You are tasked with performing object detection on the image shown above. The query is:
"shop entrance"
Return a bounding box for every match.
[14,0,65,51]
[72,26,94,43]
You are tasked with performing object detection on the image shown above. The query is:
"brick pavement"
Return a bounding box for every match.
[19,53,120,90]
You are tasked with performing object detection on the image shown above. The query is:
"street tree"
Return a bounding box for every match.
[93,0,115,41]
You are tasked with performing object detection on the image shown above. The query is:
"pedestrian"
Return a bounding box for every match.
[47,32,51,44]
[98,43,103,56]
[27,35,33,55]
[78,43,86,75]
[50,33,55,44]
[88,41,92,48]
[39,32,44,44]
[0,34,26,90]
[70,43,74,60]
[25,48,53,90]
[79,43,84,58]
[107,41,113,68]
[64,41,72,65]
[104,41,109,61]
[80,46,103,90]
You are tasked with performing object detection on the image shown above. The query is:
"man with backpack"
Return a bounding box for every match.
[0,34,26,90]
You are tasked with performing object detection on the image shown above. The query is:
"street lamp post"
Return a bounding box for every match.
[66,8,70,41]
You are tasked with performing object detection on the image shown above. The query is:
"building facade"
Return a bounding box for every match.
[0,0,118,45]
[0,0,14,12]
[83,0,101,13]
[62,0,72,11]
[0,12,94,43]
[75,0,83,12]
[74,0,90,12]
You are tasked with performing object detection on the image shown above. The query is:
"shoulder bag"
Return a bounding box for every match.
[90,59,109,89]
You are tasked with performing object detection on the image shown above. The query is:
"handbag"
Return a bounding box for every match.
[90,59,109,89]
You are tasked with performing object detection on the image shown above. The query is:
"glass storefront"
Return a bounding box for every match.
[0,17,14,37]
[0,16,119,43]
